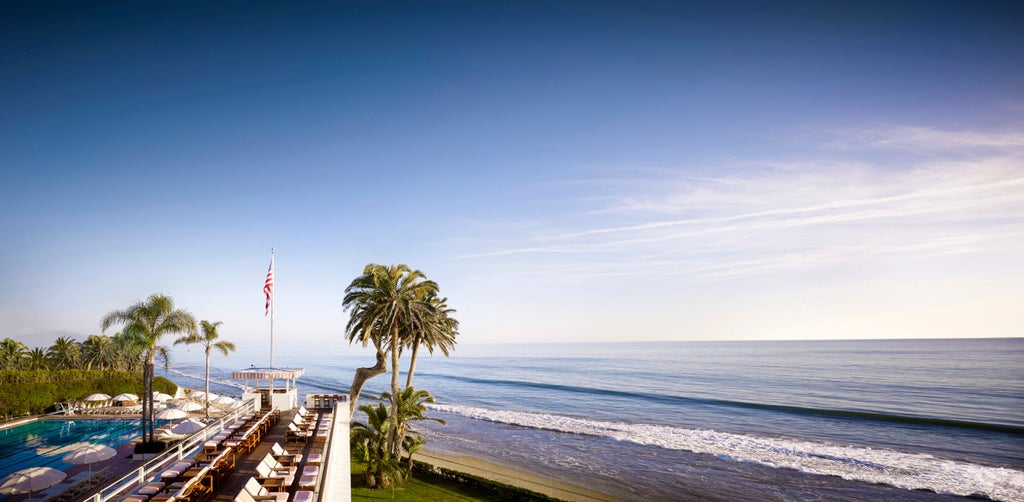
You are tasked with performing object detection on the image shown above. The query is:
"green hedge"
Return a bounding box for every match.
[0,369,179,417]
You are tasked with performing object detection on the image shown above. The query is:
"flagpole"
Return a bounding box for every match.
[270,247,275,369]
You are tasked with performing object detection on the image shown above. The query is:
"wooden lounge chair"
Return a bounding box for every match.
[241,477,288,502]
[270,442,302,465]
[259,453,297,478]
[255,462,294,488]
[285,423,311,444]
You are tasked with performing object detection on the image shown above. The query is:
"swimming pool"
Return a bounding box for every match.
[0,418,140,480]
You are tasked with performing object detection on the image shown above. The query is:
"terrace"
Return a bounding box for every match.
[34,396,350,502]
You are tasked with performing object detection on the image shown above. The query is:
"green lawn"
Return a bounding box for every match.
[350,458,561,501]
[351,459,495,502]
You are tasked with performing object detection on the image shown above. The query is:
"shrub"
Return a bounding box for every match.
[153,376,178,397]
[0,369,144,416]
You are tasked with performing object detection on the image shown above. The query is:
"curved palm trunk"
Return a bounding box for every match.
[405,341,420,389]
[348,350,387,418]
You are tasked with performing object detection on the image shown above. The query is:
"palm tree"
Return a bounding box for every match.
[351,387,445,488]
[175,320,235,420]
[0,338,28,370]
[25,348,48,370]
[350,402,401,489]
[82,334,116,371]
[46,336,81,370]
[380,386,445,470]
[110,332,142,372]
[342,263,438,460]
[404,294,458,389]
[102,294,196,445]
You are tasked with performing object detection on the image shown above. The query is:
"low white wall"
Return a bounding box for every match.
[319,401,351,502]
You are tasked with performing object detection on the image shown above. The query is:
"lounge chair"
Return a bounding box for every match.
[242,477,288,502]
[259,453,297,478]
[285,423,311,444]
[270,442,302,465]
[255,462,294,488]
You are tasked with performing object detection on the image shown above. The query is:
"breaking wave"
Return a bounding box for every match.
[167,368,245,392]
[431,404,1024,502]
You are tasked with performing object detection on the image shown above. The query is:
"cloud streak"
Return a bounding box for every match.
[460,127,1024,282]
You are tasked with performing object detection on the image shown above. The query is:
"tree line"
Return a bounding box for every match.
[0,334,146,372]
[1,294,234,451]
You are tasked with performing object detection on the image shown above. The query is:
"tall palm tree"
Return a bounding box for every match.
[404,294,458,389]
[0,338,28,370]
[46,336,81,370]
[102,294,196,445]
[343,263,438,460]
[82,334,116,371]
[175,320,235,420]
[25,348,49,370]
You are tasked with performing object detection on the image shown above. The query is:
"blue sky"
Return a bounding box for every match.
[2,1,1022,351]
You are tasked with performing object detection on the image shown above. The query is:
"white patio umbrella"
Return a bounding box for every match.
[154,408,188,420]
[111,393,138,402]
[175,401,203,412]
[210,395,235,406]
[83,393,110,402]
[62,444,116,474]
[152,392,173,402]
[0,467,66,499]
[170,418,205,435]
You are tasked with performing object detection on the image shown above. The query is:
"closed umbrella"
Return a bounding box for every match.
[170,418,205,435]
[62,444,116,474]
[0,467,66,500]
[175,401,203,412]
[154,408,188,420]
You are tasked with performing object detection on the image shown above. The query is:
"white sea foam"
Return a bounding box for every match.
[431,404,1024,502]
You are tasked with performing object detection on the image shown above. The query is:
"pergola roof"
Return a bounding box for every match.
[231,367,306,380]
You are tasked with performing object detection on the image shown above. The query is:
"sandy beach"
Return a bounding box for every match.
[418,448,624,502]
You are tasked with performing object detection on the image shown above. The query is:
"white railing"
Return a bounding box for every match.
[318,399,351,502]
[89,399,258,502]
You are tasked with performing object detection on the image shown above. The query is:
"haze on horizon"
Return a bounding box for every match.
[2,1,1022,350]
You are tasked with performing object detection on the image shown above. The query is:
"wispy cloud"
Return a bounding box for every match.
[460,127,1024,283]
[828,126,1024,153]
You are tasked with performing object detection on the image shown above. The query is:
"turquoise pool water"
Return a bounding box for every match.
[0,418,140,481]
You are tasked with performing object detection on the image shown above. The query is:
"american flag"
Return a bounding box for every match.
[264,255,274,316]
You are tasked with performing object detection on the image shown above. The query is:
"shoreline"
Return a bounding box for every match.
[418,447,625,502]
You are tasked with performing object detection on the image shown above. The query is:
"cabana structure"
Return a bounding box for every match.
[233,367,306,411]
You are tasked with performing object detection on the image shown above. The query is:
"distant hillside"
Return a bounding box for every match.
[8,330,87,348]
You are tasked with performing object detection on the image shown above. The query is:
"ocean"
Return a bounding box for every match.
[167,338,1024,501]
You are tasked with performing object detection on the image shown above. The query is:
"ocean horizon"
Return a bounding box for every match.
[167,337,1024,501]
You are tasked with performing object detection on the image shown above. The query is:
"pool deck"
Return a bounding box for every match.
[4,408,323,502]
